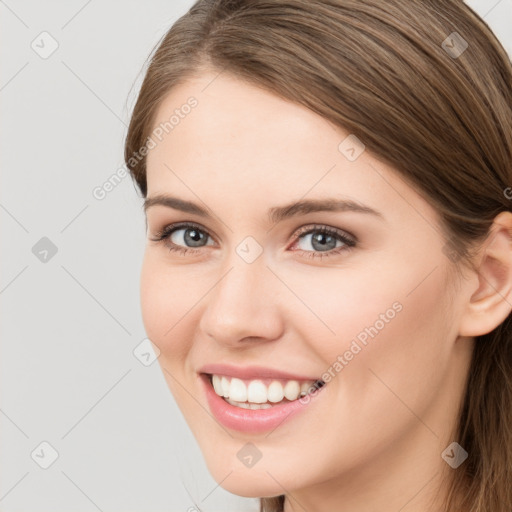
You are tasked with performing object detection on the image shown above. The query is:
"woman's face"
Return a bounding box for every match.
[141,70,473,503]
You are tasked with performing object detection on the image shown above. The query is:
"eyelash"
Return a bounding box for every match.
[149,222,356,259]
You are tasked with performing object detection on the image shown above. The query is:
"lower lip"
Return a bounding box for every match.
[200,373,324,434]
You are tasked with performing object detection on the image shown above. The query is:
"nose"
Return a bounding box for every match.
[198,254,285,347]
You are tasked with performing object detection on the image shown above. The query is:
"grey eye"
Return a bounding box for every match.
[296,231,343,252]
[170,227,212,248]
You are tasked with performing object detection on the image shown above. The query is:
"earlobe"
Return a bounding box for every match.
[458,211,512,337]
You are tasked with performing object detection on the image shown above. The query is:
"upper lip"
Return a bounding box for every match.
[198,363,322,382]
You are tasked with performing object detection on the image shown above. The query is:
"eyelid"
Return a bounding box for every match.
[149,221,217,246]
[291,223,357,245]
[149,221,357,257]
[150,221,354,243]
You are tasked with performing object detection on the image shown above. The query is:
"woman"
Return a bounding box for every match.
[124,1,512,511]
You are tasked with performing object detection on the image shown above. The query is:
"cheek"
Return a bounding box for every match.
[321,263,454,435]
[139,253,192,359]
[295,250,453,407]
[140,254,166,342]
[275,262,407,366]
[140,255,200,415]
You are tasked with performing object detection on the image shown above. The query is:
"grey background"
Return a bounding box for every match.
[1,1,510,511]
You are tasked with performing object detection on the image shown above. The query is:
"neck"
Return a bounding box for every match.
[282,423,460,512]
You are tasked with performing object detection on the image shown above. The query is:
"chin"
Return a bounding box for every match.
[198,447,298,498]
[209,470,288,499]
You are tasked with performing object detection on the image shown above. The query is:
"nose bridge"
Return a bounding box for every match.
[198,245,283,344]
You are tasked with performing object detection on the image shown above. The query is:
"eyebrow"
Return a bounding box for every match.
[143,194,384,223]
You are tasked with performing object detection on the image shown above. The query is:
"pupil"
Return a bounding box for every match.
[185,229,205,247]
[312,233,336,251]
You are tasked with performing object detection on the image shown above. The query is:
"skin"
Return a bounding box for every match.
[140,70,512,512]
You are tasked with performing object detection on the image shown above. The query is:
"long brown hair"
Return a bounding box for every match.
[124,1,512,510]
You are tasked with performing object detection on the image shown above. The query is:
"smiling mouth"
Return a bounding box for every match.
[204,373,325,409]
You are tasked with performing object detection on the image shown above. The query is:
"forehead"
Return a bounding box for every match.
[145,72,435,226]
[147,71,342,168]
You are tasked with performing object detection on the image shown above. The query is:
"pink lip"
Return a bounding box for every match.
[199,373,325,434]
[198,363,322,382]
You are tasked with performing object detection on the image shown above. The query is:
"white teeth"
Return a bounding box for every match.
[267,381,284,403]
[221,376,230,397]
[300,382,312,397]
[212,374,223,396]
[284,380,301,401]
[229,378,247,402]
[210,374,323,404]
[247,380,268,403]
[225,398,273,409]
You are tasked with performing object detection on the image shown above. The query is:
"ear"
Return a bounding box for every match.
[458,211,512,337]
